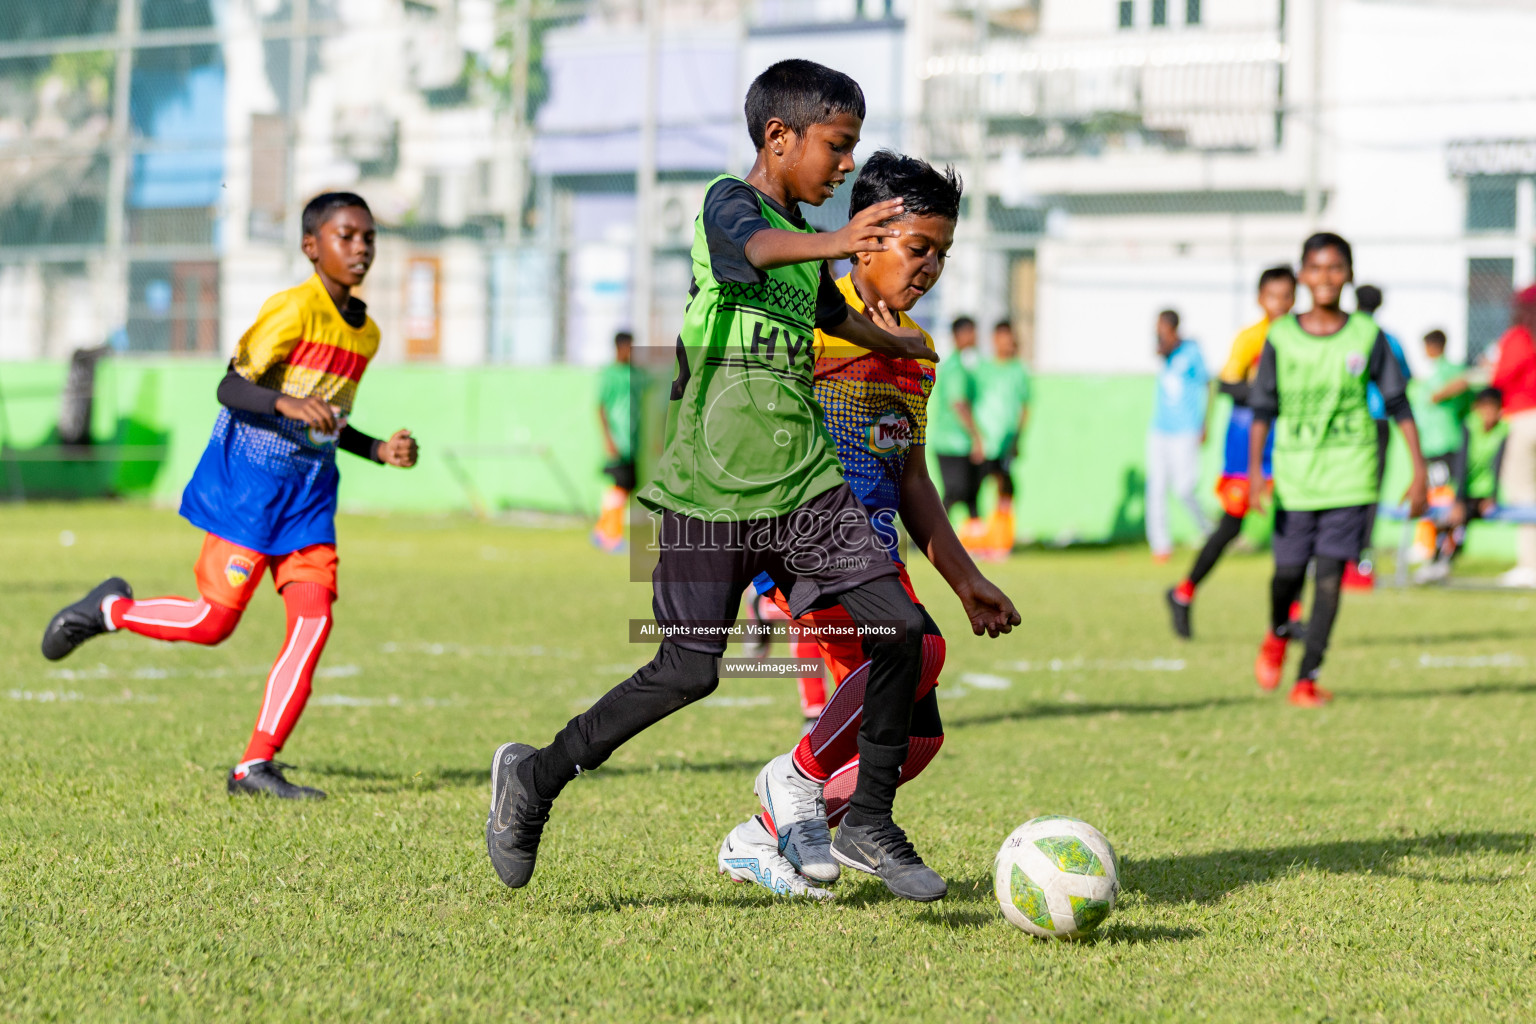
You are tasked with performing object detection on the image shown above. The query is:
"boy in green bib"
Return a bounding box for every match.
[484,60,1016,903]
[1417,387,1509,581]
[1248,232,1428,706]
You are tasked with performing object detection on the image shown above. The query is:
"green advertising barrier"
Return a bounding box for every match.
[0,358,1515,558]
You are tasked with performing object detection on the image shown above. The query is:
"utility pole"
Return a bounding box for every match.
[970,0,992,329]
[1302,0,1325,227]
[285,0,311,265]
[105,0,137,333]
[503,0,532,362]
[633,0,661,348]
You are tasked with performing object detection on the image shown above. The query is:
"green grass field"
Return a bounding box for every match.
[4,502,1536,1022]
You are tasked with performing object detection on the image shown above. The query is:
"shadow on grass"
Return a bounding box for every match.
[1349,628,1531,647]
[948,679,1536,730]
[303,763,485,791]
[587,759,769,778]
[1128,831,1531,905]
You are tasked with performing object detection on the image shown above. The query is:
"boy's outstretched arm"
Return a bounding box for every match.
[743,198,905,269]
[897,447,1020,638]
[373,429,418,467]
[829,308,940,362]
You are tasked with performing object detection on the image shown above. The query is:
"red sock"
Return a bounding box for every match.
[794,628,826,717]
[1174,579,1196,603]
[240,583,333,767]
[793,659,868,782]
[791,633,945,780]
[109,594,241,645]
[824,734,945,826]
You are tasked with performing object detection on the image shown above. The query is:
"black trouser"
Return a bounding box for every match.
[531,491,926,824]
[1185,512,1245,587]
[534,577,924,823]
[979,456,1016,500]
[1271,557,1344,680]
[937,455,982,518]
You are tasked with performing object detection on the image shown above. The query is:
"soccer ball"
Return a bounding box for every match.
[993,815,1120,939]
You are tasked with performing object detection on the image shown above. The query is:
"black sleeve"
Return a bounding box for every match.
[701,179,771,286]
[216,361,280,416]
[1453,426,1472,503]
[339,425,383,463]
[1217,379,1252,406]
[1492,439,1507,501]
[814,262,848,331]
[1368,330,1413,422]
[1249,342,1279,423]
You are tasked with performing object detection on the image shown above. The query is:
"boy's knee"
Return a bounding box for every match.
[917,633,945,699]
[648,642,720,704]
[201,602,242,645]
[1314,557,1346,598]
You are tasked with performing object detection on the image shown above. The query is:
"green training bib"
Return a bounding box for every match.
[1464,415,1509,501]
[642,176,845,520]
[1269,312,1380,511]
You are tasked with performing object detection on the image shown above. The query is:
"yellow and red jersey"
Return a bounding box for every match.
[231,273,380,415]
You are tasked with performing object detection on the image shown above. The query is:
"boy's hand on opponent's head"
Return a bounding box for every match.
[826,199,904,259]
[275,395,338,433]
[380,429,418,468]
[956,575,1021,638]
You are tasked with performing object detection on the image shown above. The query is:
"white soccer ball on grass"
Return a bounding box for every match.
[993,815,1120,939]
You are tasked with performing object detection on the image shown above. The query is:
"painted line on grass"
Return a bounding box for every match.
[1004,657,1187,673]
[1416,652,1524,668]
[380,641,582,659]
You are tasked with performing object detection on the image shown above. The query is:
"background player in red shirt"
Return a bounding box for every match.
[41,193,418,800]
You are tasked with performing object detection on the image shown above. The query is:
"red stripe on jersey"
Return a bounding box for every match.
[286,339,370,381]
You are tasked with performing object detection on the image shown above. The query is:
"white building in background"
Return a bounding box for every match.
[2,0,1533,372]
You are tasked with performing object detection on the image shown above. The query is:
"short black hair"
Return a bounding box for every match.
[744,60,865,150]
[1474,387,1503,406]
[1258,265,1296,290]
[1159,309,1180,330]
[302,192,371,236]
[994,320,1013,333]
[848,150,962,224]
[1424,329,1448,348]
[1356,284,1383,314]
[951,316,976,334]
[614,331,633,346]
[1301,231,1353,270]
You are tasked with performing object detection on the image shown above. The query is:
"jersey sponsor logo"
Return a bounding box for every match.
[1345,352,1366,376]
[305,410,348,448]
[866,410,913,455]
[224,554,256,589]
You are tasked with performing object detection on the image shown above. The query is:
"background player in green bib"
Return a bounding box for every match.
[485,60,1014,904]
[593,331,637,552]
[1248,232,1428,706]
[1418,387,1508,582]
[973,320,1031,558]
[931,316,986,545]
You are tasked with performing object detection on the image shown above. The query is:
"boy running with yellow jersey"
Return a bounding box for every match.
[42,193,419,799]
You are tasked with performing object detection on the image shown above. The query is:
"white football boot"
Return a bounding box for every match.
[754,752,839,882]
[717,816,834,900]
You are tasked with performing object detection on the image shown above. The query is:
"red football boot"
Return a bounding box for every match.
[1288,677,1334,707]
[1342,561,1374,592]
[1254,631,1287,691]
